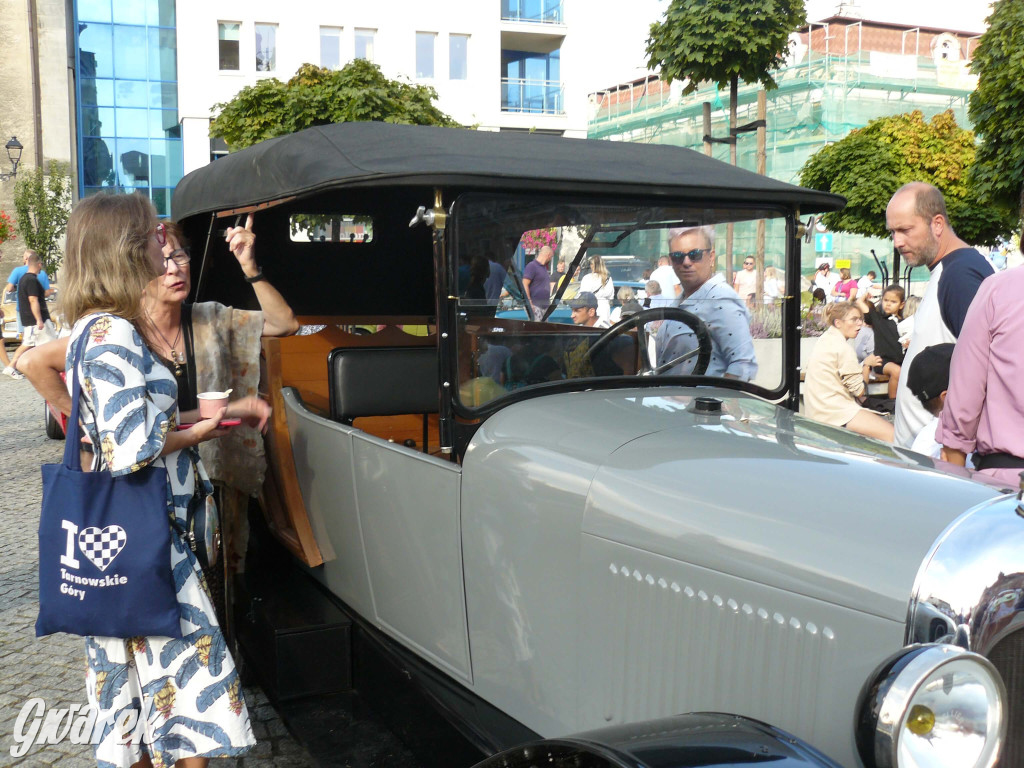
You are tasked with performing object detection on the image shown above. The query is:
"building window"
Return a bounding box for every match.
[218,22,240,71]
[416,32,435,79]
[210,137,228,163]
[501,0,563,24]
[355,28,375,61]
[256,23,277,71]
[450,34,469,80]
[502,49,563,114]
[321,26,342,69]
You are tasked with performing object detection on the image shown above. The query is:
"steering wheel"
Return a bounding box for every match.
[586,307,712,376]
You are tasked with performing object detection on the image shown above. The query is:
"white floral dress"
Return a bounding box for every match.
[67,313,255,767]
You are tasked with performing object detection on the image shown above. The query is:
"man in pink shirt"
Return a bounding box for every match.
[937,265,1024,487]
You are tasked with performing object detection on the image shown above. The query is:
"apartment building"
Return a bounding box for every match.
[175,0,656,175]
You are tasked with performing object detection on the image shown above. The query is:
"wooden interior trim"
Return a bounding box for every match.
[261,339,324,567]
[259,323,441,566]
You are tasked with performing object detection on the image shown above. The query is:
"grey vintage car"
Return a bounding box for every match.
[172,123,1022,768]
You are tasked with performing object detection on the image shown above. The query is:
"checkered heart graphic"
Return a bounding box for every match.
[78,525,128,572]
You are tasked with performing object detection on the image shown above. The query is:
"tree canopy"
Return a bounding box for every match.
[968,0,1024,230]
[209,60,460,150]
[645,0,805,94]
[799,110,1017,246]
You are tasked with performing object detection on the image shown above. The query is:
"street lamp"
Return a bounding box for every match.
[1,136,23,181]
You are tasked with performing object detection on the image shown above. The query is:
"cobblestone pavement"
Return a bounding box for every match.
[0,367,314,767]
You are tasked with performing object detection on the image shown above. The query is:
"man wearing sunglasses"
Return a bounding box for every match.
[654,226,757,380]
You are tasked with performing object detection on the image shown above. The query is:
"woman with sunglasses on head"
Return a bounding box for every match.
[58,193,258,767]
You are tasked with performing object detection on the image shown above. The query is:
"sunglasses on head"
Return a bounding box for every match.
[669,248,710,264]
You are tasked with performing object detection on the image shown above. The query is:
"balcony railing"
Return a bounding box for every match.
[501,78,564,114]
[501,1,563,24]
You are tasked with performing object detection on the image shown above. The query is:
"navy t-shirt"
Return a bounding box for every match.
[935,247,993,337]
[523,258,550,309]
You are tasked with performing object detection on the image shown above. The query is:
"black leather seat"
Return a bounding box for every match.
[328,346,439,425]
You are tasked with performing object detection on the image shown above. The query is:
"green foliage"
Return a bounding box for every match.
[800,110,1017,246]
[646,0,806,94]
[210,60,461,150]
[12,162,72,275]
[968,0,1024,229]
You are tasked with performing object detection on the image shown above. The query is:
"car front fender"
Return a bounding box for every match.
[471,713,843,768]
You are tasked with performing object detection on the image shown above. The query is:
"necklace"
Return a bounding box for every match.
[145,306,184,376]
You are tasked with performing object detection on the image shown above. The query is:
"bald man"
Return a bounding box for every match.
[885,182,992,448]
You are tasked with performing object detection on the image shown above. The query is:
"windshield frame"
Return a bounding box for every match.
[442,191,803,424]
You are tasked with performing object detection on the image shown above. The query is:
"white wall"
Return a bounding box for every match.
[176,0,671,173]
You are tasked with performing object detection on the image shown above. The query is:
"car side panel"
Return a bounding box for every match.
[576,535,901,768]
[351,433,471,683]
[284,390,371,611]
[283,390,472,683]
[462,438,600,736]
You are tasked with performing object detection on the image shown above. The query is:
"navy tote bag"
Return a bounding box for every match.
[36,317,182,639]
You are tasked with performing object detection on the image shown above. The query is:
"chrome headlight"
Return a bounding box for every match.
[856,644,1006,768]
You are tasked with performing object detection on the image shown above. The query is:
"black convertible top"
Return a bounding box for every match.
[172,122,844,221]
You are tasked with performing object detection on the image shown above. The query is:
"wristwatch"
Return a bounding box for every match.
[244,270,266,284]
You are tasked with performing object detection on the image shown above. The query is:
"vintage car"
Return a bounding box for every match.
[171,122,1023,768]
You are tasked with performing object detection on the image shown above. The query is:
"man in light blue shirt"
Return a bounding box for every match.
[655,226,757,381]
[5,249,53,334]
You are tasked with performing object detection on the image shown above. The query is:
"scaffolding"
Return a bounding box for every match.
[588,25,977,281]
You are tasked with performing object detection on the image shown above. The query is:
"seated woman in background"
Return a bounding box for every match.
[831,267,858,301]
[804,301,894,442]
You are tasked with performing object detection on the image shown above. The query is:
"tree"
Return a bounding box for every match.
[968,0,1024,233]
[210,60,461,150]
[646,0,806,97]
[646,0,805,291]
[13,162,72,275]
[800,110,1017,245]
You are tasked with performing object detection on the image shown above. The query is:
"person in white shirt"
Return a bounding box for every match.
[649,255,681,299]
[732,256,757,307]
[857,270,878,300]
[810,262,839,300]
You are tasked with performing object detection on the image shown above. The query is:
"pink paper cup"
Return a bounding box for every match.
[197,392,229,419]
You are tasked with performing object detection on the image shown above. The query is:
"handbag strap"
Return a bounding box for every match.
[64,316,105,472]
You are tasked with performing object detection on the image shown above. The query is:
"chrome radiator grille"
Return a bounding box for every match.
[988,629,1024,767]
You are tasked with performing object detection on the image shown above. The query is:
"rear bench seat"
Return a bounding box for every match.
[328,346,439,451]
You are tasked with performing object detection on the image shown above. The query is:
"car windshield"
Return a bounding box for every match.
[452,194,793,415]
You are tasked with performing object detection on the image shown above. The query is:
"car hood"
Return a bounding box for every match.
[471,387,1002,622]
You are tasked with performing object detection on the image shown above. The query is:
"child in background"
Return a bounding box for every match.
[897,295,920,351]
[855,284,905,399]
[905,343,970,465]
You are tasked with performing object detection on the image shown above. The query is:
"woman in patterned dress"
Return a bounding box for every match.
[60,194,259,768]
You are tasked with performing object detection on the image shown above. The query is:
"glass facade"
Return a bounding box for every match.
[75,0,181,216]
